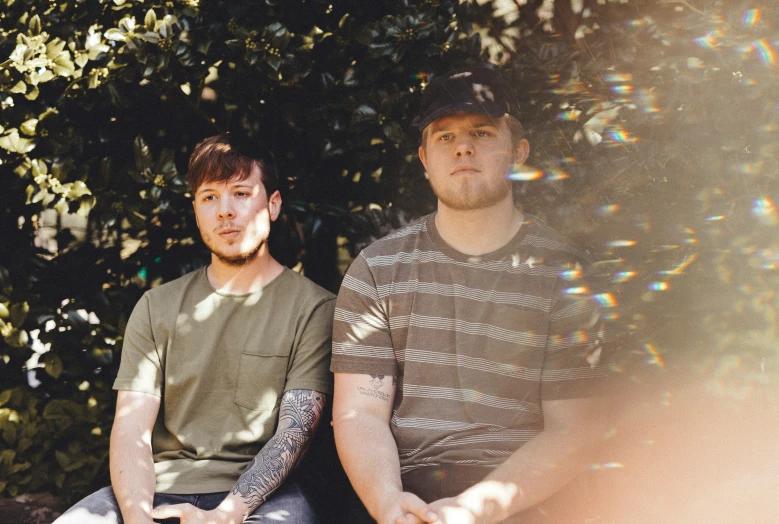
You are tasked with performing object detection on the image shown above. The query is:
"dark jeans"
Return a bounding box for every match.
[53,478,317,524]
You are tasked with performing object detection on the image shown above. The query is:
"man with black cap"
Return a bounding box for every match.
[330,66,611,524]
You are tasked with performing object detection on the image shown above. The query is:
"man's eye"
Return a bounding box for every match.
[235,192,248,197]
[475,130,490,137]
[202,195,215,202]
[439,133,452,141]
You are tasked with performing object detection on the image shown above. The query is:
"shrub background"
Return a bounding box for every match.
[1,0,777,502]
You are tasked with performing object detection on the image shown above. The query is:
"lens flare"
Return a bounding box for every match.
[753,39,777,66]
[607,240,637,247]
[742,8,761,26]
[659,254,697,275]
[589,462,625,470]
[593,293,617,307]
[648,282,669,291]
[752,198,776,216]
[563,286,589,295]
[411,72,429,80]
[705,215,726,221]
[610,85,634,95]
[603,73,632,82]
[606,125,638,144]
[612,271,637,283]
[643,344,665,369]
[598,204,620,216]
[559,269,582,280]
[507,167,543,181]
[545,169,569,181]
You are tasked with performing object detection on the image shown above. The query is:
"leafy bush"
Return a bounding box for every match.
[1,0,777,501]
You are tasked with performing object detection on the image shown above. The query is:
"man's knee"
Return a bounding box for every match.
[53,486,122,524]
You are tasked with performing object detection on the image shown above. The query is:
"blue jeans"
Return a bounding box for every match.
[53,478,318,524]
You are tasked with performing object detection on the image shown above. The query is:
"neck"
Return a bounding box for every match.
[435,198,525,256]
[206,249,284,294]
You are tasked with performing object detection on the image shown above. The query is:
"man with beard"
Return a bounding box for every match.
[331,67,612,524]
[55,134,335,524]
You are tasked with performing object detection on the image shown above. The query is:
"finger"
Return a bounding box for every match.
[401,496,438,523]
[395,513,424,524]
[150,503,186,519]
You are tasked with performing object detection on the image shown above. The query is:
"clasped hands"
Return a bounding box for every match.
[380,491,479,524]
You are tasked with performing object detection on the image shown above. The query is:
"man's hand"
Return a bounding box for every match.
[428,498,477,524]
[150,504,243,524]
[377,491,439,524]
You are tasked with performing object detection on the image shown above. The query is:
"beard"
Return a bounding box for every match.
[430,176,512,211]
[201,228,267,267]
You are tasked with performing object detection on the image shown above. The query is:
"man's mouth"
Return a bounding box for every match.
[451,164,480,175]
[217,227,241,239]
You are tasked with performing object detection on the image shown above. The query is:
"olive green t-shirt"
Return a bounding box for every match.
[113,267,335,494]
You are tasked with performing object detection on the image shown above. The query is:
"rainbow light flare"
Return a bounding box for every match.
[659,254,697,275]
[606,126,638,144]
[593,293,617,308]
[742,9,761,26]
[705,215,726,221]
[563,286,589,295]
[694,30,722,49]
[607,240,637,247]
[572,331,589,344]
[559,269,582,280]
[752,198,776,216]
[546,169,569,181]
[643,344,665,369]
[411,72,429,80]
[557,111,579,121]
[610,85,634,95]
[753,39,777,66]
[589,462,625,470]
[598,204,620,216]
[603,73,632,82]
[507,168,544,181]
[612,271,637,283]
[648,282,669,291]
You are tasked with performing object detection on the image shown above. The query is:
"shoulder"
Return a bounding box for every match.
[355,214,431,260]
[521,215,593,268]
[138,268,204,306]
[279,268,335,306]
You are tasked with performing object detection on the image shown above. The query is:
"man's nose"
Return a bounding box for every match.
[218,197,235,219]
[454,136,474,157]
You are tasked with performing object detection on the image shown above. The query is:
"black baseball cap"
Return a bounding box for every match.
[412,66,522,130]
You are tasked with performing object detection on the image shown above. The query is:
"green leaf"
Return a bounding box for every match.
[10,81,26,94]
[28,15,41,36]
[43,353,63,379]
[0,390,11,408]
[19,119,37,136]
[9,302,28,327]
[145,9,157,31]
[133,135,153,170]
[54,450,70,469]
[0,130,35,154]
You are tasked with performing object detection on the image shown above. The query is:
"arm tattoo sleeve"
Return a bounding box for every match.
[231,389,326,509]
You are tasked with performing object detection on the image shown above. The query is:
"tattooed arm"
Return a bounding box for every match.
[151,389,326,524]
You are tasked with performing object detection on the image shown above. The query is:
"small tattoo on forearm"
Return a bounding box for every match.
[369,375,385,389]
[357,386,391,402]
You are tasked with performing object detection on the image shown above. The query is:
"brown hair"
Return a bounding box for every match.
[186,133,278,195]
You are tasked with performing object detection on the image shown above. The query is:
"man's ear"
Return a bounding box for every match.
[418,146,429,179]
[268,190,282,222]
[513,139,530,166]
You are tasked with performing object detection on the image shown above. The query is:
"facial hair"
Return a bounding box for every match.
[201,225,267,267]
[429,173,512,211]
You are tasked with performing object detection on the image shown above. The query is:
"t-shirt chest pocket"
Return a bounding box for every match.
[233,346,292,411]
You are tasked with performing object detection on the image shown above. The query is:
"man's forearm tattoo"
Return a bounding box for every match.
[231,389,326,509]
[357,374,392,402]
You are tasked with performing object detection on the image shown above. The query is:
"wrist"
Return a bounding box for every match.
[456,480,516,524]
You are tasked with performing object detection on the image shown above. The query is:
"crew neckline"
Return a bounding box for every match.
[200,265,289,298]
[425,212,535,263]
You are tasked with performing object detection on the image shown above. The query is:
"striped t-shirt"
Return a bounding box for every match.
[331,212,610,472]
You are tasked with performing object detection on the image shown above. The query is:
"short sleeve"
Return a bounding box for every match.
[330,252,398,377]
[283,297,337,395]
[113,293,164,396]
[541,266,613,400]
